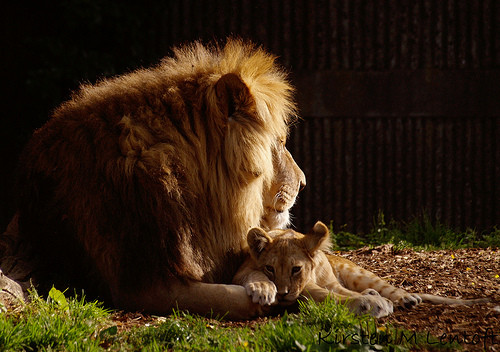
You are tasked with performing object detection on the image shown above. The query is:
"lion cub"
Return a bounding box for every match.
[233,222,489,318]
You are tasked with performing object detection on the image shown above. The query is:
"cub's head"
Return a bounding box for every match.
[247,221,331,305]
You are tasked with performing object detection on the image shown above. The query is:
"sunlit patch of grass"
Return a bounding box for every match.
[0,288,111,351]
[1,286,453,351]
[331,211,500,251]
[106,299,422,352]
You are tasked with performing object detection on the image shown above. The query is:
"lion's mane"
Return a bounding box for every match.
[15,39,296,304]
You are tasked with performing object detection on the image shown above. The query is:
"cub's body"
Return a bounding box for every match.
[234,222,489,318]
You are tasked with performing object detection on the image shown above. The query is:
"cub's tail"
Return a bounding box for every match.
[417,293,490,305]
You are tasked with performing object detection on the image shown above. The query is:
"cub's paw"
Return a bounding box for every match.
[244,281,277,306]
[349,295,394,318]
[361,288,381,296]
[394,292,422,309]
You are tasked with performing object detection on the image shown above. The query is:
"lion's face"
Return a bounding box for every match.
[247,222,330,305]
[260,142,306,230]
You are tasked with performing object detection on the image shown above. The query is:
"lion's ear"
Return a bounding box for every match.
[247,227,272,259]
[303,221,331,253]
[215,73,253,118]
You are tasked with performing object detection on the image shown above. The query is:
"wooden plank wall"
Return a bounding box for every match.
[4,1,498,233]
[158,0,500,232]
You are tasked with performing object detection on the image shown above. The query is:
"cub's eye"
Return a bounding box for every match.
[291,266,302,275]
[265,265,274,274]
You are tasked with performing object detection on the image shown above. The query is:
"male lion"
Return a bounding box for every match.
[4,39,305,319]
[234,222,489,318]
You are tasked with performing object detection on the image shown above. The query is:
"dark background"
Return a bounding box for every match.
[1,0,499,234]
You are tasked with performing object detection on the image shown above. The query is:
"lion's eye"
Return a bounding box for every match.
[265,265,274,274]
[277,137,286,148]
[291,266,302,275]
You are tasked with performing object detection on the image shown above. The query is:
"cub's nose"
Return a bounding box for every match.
[276,289,290,301]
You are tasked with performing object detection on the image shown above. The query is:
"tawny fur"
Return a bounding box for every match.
[13,38,305,319]
[234,222,489,318]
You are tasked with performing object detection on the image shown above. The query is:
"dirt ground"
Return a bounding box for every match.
[342,245,500,351]
[110,246,500,351]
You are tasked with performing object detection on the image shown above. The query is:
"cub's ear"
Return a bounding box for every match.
[215,73,253,118]
[247,227,272,259]
[303,221,331,253]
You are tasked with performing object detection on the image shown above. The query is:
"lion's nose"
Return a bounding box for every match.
[299,179,306,192]
[299,173,306,192]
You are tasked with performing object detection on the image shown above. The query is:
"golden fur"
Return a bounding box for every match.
[234,222,489,318]
[14,39,305,319]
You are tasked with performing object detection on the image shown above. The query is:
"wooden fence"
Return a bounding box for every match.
[3,0,499,233]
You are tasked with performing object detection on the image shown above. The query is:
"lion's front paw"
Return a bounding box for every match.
[394,292,422,309]
[244,281,277,306]
[348,295,394,318]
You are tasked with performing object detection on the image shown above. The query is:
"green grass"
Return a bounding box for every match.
[0,288,110,351]
[330,211,500,251]
[1,289,429,352]
[1,214,490,351]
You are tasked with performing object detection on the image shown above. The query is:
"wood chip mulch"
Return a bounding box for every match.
[341,245,500,351]
[103,246,500,351]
